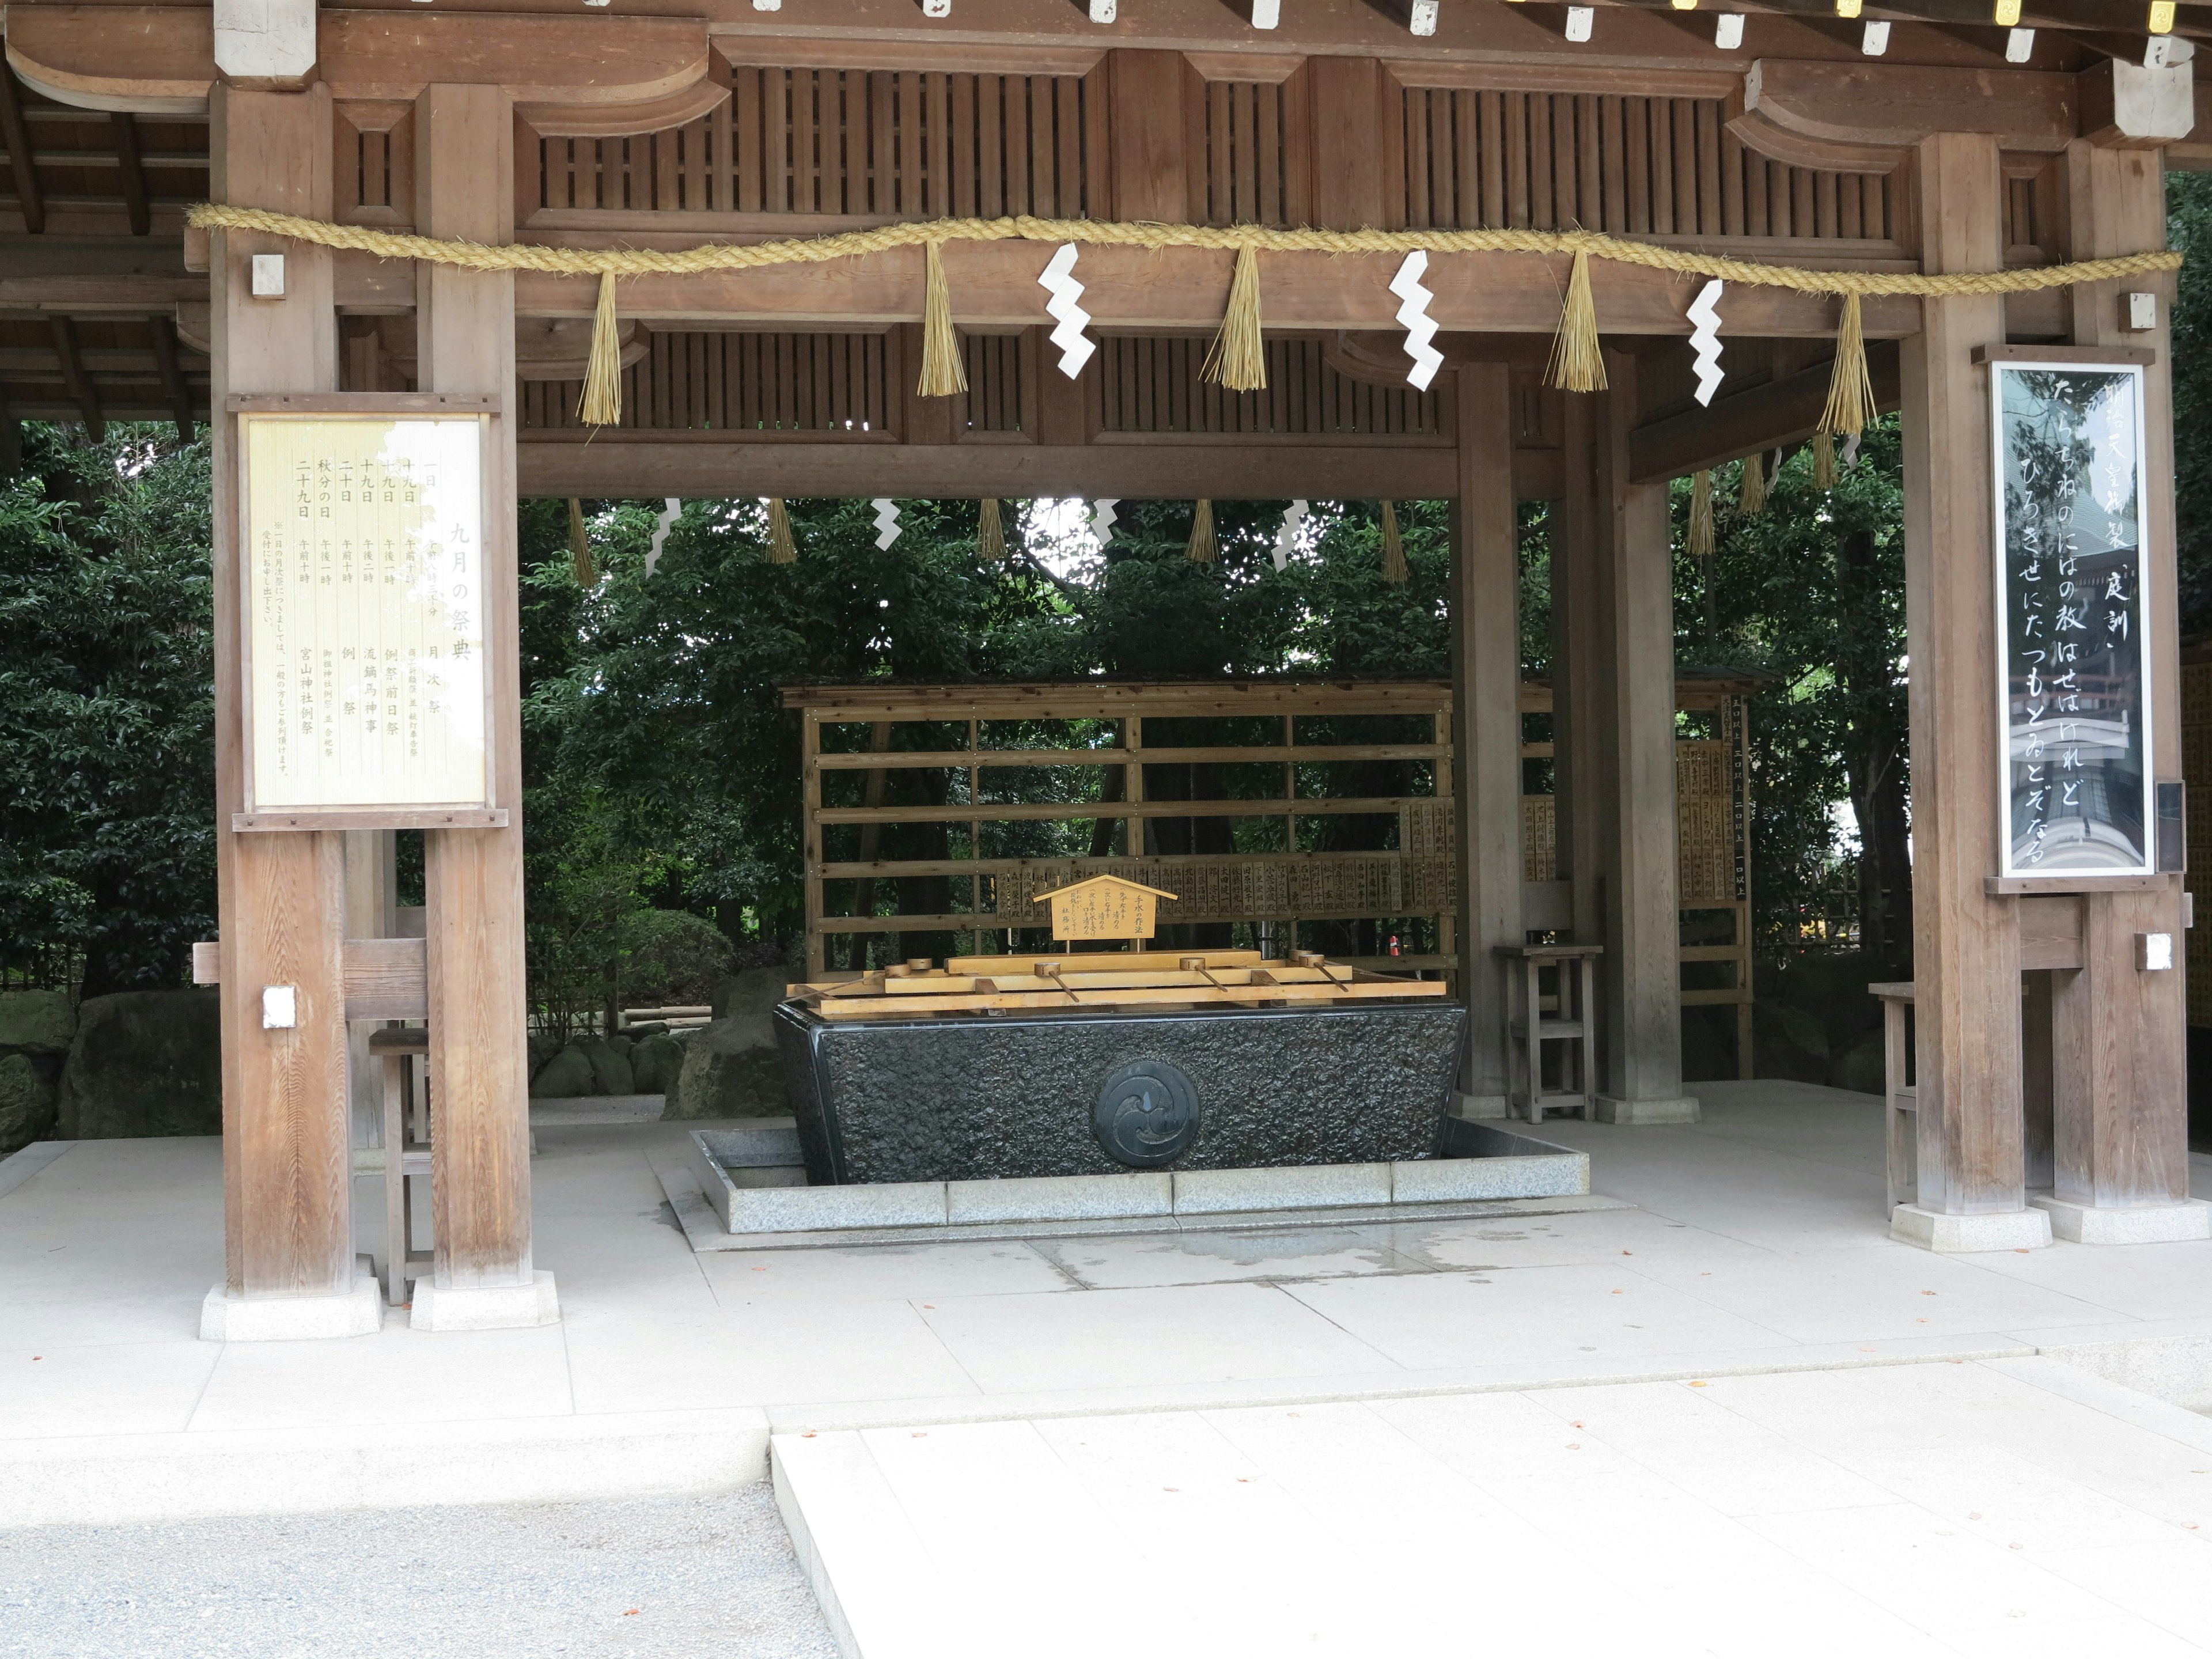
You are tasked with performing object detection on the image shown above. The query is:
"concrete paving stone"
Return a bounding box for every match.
[1028,1224,1422,1290]
[2,1338,220,1440]
[2035,1542,2212,1649]
[700,1238,1075,1305]
[189,1319,576,1434]
[1967,1235,2212,1321]
[1354,1204,1766,1273]
[1284,1260,1798,1372]
[912,1281,1400,1394]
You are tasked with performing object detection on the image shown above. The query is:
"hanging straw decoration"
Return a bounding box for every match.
[916,241,968,397]
[1817,292,1877,438]
[1202,246,1267,392]
[1186,499,1218,564]
[1812,430,1837,490]
[764,497,798,564]
[1688,471,1715,560]
[1546,250,1607,393]
[978,497,1007,561]
[1380,501,1409,584]
[567,498,594,585]
[578,272,624,426]
[1737,450,1769,516]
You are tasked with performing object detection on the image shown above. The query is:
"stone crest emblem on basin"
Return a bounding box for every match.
[1094,1057,1200,1168]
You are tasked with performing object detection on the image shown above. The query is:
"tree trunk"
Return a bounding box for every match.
[1838,529,1912,978]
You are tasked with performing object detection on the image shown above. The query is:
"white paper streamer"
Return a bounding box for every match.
[870,498,903,550]
[645,498,680,577]
[1840,432,1861,471]
[1686,278,1725,407]
[1091,498,1119,544]
[1038,243,1096,380]
[1389,251,1444,392]
[1273,499,1308,573]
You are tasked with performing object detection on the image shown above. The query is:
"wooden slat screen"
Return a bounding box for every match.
[1397,88,1892,243]
[1099,338,1442,438]
[961,335,1026,434]
[520,332,897,433]
[536,67,1103,217]
[1200,79,1294,228]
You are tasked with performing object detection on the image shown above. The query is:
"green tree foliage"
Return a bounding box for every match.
[2167,168,2212,638]
[0,425,214,995]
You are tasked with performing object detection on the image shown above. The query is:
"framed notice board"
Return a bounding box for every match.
[237,401,499,828]
[1991,361,2151,878]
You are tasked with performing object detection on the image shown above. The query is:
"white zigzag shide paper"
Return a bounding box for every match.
[1091,498,1119,544]
[870,498,902,550]
[1389,251,1444,391]
[645,498,680,576]
[1038,243,1096,380]
[1686,278,1725,407]
[1274,499,1308,573]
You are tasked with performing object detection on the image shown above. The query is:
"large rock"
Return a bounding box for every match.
[581,1039,635,1096]
[56,990,222,1139]
[0,990,74,1054]
[0,1053,58,1154]
[669,968,790,1119]
[531,1046,596,1099]
[629,1032,687,1096]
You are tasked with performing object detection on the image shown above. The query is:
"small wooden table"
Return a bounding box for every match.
[1868,982,1916,1207]
[369,1025,434,1306]
[1499,944,1604,1123]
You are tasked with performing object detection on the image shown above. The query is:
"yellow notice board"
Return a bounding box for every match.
[241,413,491,817]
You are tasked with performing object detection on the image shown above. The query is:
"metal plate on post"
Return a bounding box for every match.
[1094,1058,1200,1168]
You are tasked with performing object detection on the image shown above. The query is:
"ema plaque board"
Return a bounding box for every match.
[239,412,493,822]
[1992,362,2152,877]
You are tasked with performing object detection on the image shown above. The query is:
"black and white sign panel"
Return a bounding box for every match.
[1994,362,2151,878]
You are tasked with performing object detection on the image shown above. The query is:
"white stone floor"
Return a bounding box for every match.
[4,1081,2212,1531]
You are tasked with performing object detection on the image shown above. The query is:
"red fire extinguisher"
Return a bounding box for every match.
[1388,934,1401,957]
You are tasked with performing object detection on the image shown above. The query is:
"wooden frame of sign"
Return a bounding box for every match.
[1984,354,2156,884]
[229,392,509,832]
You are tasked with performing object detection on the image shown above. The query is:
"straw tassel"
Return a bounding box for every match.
[765,498,798,564]
[1546,249,1608,393]
[1812,430,1836,490]
[567,498,594,585]
[1380,501,1408,584]
[1202,245,1267,392]
[916,242,968,398]
[978,497,1007,562]
[1737,450,1769,516]
[1688,471,1715,560]
[1186,499,1217,564]
[577,272,624,426]
[1818,291,1876,438]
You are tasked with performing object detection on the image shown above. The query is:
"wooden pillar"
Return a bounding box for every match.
[202,85,375,1338]
[1893,132,2041,1249]
[1448,363,1522,1117]
[1569,349,1696,1123]
[410,84,552,1324]
[2037,141,2207,1243]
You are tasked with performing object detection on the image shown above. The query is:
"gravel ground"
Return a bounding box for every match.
[0,1484,840,1659]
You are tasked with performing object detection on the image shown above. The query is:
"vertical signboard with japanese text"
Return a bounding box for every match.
[241,414,491,817]
[1994,363,2151,877]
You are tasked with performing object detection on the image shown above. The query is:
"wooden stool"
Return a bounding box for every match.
[1499,944,1604,1123]
[1868,982,1916,1207]
[369,1026,434,1306]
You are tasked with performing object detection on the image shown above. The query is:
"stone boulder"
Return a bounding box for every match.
[531,1045,596,1099]
[0,1053,58,1154]
[669,967,789,1120]
[56,990,222,1139]
[628,1032,687,1096]
[0,990,74,1054]
[580,1039,635,1096]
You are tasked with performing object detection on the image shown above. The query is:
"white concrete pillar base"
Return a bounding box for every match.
[1450,1092,1512,1122]
[1595,1095,1700,1125]
[200,1268,383,1342]
[2030,1195,2212,1245]
[409,1270,561,1332]
[1890,1203,2052,1252]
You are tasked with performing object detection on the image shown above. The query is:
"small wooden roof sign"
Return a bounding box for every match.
[1034,874,1177,944]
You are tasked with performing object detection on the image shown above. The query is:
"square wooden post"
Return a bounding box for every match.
[410,82,556,1328]
[2035,141,2208,1243]
[201,85,379,1340]
[1582,349,1696,1123]
[1892,131,2044,1251]
[1447,362,1523,1118]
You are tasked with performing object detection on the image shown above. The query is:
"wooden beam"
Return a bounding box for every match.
[1733,56,2079,158]
[0,275,205,310]
[47,315,102,439]
[109,112,150,237]
[0,66,44,234]
[1627,342,1902,482]
[147,309,192,441]
[3,5,215,115]
[516,435,1575,501]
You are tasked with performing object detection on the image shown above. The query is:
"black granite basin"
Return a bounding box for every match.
[773,999,1468,1186]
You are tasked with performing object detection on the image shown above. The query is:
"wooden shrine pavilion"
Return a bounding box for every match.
[6,0,2206,1334]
